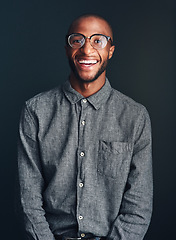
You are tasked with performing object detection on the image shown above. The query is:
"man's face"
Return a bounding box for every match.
[65,17,115,83]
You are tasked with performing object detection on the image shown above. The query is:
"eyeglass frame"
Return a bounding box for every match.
[66,33,113,50]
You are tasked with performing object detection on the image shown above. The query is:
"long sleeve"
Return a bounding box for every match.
[107,108,153,240]
[17,103,55,240]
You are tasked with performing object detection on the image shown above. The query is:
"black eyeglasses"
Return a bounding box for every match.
[67,33,112,50]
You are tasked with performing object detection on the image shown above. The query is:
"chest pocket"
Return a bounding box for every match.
[97,140,132,179]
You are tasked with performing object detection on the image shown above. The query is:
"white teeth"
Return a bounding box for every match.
[79,59,98,64]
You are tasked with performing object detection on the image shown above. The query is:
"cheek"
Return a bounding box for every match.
[100,51,110,62]
[66,48,77,59]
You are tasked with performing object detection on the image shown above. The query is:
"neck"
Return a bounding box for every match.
[69,73,106,98]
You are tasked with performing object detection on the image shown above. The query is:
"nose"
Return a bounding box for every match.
[80,38,95,55]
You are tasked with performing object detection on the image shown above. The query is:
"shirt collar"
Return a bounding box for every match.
[63,78,112,110]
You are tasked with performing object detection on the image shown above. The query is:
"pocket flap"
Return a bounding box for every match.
[101,140,130,154]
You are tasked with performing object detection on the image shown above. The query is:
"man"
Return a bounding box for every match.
[17,14,153,240]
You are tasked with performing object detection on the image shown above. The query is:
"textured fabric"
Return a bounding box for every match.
[17,78,153,240]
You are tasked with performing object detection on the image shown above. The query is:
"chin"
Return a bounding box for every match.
[77,75,98,83]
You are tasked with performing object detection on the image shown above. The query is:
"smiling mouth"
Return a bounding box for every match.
[76,59,99,68]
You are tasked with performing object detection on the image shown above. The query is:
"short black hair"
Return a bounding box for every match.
[67,13,113,37]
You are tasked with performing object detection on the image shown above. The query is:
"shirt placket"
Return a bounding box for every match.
[76,98,88,238]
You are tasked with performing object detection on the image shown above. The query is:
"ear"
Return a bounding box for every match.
[108,45,115,59]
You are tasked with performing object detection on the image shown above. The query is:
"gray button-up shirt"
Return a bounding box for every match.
[17,79,153,240]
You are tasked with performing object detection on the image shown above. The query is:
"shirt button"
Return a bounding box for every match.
[81,120,86,126]
[80,152,85,157]
[82,99,87,103]
[79,215,83,220]
[79,182,84,188]
[81,233,85,238]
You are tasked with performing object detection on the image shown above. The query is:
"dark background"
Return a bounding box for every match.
[1,0,175,239]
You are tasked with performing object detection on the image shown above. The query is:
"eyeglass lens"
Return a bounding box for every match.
[68,34,108,49]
